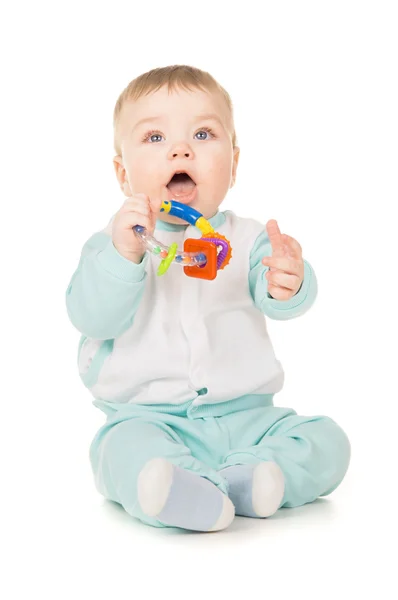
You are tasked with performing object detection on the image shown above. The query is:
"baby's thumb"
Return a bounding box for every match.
[150,196,162,215]
[148,192,164,231]
[151,189,167,218]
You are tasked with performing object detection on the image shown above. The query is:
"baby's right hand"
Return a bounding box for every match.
[112,193,161,263]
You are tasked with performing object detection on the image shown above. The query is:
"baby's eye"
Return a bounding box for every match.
[194,128,214,141]
[147,132,164,143]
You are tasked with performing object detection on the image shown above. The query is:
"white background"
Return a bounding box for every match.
[1,1,397,598]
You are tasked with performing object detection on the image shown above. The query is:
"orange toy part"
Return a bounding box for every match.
[183,238,217,280]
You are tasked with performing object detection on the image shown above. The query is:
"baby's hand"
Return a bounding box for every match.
[261,219,304,300]
[112,193,162,264]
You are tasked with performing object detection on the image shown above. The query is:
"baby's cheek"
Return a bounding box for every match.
[128,161,157,193]
[206,153,232,184]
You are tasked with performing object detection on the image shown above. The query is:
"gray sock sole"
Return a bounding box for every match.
[153,463,232,531]
[221,465,258,517]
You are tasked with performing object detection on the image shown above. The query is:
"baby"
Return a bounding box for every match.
[66,65,350,532]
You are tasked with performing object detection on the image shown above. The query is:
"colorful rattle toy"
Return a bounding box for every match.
[133,200,232,280]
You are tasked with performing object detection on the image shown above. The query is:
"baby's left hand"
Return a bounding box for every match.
[261,220,304,301]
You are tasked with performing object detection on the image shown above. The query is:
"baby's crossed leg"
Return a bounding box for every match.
[89,417,234,531]
[219,407,351,515]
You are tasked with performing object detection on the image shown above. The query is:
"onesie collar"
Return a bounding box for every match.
[155,211,226,232]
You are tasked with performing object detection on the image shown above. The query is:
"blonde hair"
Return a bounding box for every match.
[113,64,237,155]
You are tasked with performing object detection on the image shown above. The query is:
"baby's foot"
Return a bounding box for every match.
[220,461,285,518]
[137,458,235,532]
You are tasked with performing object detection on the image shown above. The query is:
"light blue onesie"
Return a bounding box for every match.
[66,211,350,529]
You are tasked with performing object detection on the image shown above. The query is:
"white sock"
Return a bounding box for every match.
[137,458,235,532]
[220,461,285,518]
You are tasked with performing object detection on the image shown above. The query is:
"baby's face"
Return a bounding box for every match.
[114,86,239,223]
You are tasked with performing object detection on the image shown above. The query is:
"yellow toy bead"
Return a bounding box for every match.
[160,201,172,214]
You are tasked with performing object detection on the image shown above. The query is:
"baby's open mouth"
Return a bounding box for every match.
[167,172,196,197]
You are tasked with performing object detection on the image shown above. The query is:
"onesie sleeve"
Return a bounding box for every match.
[65,227,148,340]
[248,230,318,320]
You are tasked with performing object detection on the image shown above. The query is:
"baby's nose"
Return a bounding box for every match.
[167,142,194,160]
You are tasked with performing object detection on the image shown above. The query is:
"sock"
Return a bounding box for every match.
[137,458,235,532]
[220,461,285,518]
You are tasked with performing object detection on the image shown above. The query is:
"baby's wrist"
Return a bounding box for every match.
[113,244,145,264]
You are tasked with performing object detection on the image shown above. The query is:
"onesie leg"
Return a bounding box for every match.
[221,407,351,510]
[89,417,234,531]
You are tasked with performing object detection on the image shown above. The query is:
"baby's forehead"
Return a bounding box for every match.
[123,86,231,126]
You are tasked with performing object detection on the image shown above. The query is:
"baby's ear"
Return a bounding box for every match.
[113,155,131,195]
[231,146,240,187]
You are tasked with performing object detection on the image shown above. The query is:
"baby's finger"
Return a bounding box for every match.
[267,283,295,301]
[122,212,152,231]
[122,192,148,205]
[150,193,164,220]
[150,197,163,214]
[149,188,168,228]
[121,199,150,217]
[262,256,302,276]
[266,270,299,291]
[282,234,302,258]
[265,219,284,257]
